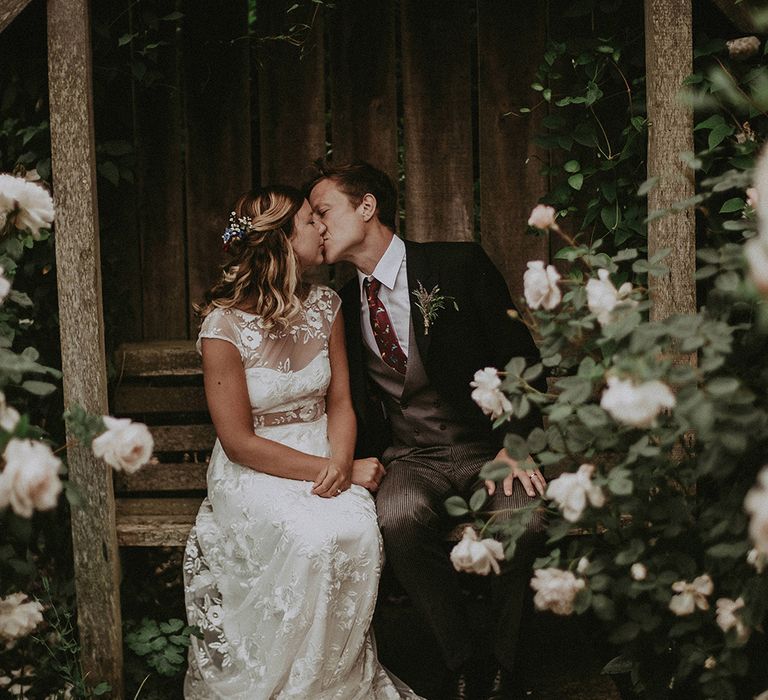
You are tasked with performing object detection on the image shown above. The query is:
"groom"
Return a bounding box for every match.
[308,161,546,699]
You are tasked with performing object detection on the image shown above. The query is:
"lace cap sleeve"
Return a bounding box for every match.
[196,308,240,355]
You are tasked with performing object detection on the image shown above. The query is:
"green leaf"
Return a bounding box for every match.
[602,655,633,674]
[469,488,488,512]
[504,433,529,461]
[706,377,739,396]
[708,123,734,150]
[480,460,512,481]
[445,496,469,517]
[97,161,120,187]
[21,380,57,396]
[564,160,581,173]
[694,114,726,131]
[159,619,185,634]
[637,177,658,196]
[719,197,744,213]
[527,427,547,453]
[568,173,584,191]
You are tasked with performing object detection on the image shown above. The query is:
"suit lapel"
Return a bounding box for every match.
[405,240,437,362]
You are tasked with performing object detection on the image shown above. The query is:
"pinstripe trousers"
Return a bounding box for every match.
[376,441,546,672]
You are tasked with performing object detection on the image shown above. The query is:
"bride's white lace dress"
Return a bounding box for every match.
[183,285,421,700]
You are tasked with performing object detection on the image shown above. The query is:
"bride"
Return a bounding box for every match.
[182,185,423,699]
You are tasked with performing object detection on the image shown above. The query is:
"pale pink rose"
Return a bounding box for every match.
[546,464,605,522]
[0,439,62,518]
[0,268,10,305]
[0,174,54,238]
[576,557,590,574]
[450,526,505,575]
[0,593,44,643]
[747,187,759,209]
[527,204,557,230]
[745,467,768,556]
[92,416,153,473]
[747,548,766,573]
[0,392,19,432]
[586,269,637,326]
[669,574,713,616]
[524,261,562,310]
[745,238,768,295]
[470,367,512,420]
[631,563,647,581]
[704,656,717,669]
[716,597,750,643]
[755,690,768,700]
[530,568,585,615]
[726,36,761,60]
[600,376,676,428]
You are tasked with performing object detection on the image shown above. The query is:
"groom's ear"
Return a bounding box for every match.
[359,193,377,222]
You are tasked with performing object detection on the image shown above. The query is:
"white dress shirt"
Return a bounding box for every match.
[358,235,410,359]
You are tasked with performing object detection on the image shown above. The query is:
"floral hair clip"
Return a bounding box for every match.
[222,211,253,250]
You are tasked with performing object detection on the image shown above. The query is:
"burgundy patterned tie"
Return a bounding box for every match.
[364,277,408,375]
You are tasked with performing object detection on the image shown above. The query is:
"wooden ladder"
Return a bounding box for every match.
[112,341,211,547]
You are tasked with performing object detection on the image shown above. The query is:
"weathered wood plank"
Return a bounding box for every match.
[114,385,208,414]
[400,0,474,241]
[136,0,187,340]
[329,0,397,178]
[711,0,762,32]
[257,1,325,186]
[152,424,216,452]
[0,0,31,34]
[183,0,252,336]
[47,0,123,692]
[116,496,203,516]
[644,0,696,321]
[116,516,196,547]
[114,340,201,377]
[114,461,208,492]
[477,0,550,299]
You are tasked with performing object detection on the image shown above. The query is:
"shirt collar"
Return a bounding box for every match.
[357,235,405,291]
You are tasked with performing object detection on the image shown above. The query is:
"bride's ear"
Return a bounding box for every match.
[358,193,377,222]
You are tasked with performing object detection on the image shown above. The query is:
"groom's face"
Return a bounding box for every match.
[309,178,366,264]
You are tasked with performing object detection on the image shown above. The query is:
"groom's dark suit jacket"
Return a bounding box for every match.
[340,239,544,458]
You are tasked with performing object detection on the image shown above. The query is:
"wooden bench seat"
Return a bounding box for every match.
[113,341,210,547]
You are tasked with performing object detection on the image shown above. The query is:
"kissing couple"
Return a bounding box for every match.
[182,160,546,700]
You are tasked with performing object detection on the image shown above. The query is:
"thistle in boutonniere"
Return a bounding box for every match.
[412,281,458,335]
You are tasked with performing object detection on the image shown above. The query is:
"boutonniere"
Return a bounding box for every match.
[412,281,458,335]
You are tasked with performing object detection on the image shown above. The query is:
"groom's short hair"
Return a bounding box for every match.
[306,160,398,231]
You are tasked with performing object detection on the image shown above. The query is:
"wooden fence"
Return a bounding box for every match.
[95,0,551,344]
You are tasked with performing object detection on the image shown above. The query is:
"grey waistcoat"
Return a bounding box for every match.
[364,321,482,447]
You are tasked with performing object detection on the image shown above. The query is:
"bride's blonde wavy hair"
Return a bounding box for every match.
[196,186,307,328]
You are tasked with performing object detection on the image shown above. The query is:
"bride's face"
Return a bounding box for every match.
[290,199,324,268]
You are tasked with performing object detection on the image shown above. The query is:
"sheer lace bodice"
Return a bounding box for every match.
[183,285,422,699]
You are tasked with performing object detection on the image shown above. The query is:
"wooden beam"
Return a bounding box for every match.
[0,0,31,34]
[645,0,696,321]
[710,0,764,32]
[46,0,123,695]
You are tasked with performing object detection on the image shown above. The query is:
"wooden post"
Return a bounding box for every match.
[0,0,31,34]
[477,0,550,299]
[645,0,696,321]
[47,0,123,695]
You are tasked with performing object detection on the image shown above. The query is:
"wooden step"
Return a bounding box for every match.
[151,424,216,453]
[116,497,202,547]
[114,462,208,492]
[114,341,201,378]
[114,385,208,414]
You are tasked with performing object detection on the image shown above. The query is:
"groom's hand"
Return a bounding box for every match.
[485,449,546,498]
[351,457,385,492]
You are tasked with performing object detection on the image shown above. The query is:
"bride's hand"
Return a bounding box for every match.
[351,457,385,492]
[312,460,352,498]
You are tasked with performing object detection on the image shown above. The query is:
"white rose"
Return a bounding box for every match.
[0,174,54,238]
[0,593,44,643]
[726,36,761,60]
[704,656,717,670]
[576,556,590,574]
[745,238,768,295]
[0,439,62,518]
[523,261,562,310]
[600,376,676,428]
[586,269,637,326]
[545,463,605,522]
[745,467,768,556]
[527,204,557,230]
[0,267,10,305]
[715,597,750,643]
[0,392,19,432]
[630,563,647,581]
[449,526,505,575]
[756,690,768,700]
[669,574,713,616]
[470,367,512,420]
[530,568,585,616]
[92,416,153,474]
[747,547,766,573]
